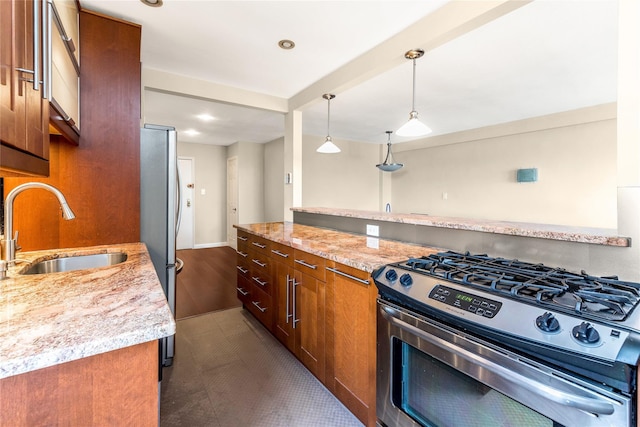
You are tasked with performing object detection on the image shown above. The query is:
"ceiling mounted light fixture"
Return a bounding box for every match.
[140,0,163,7]
[396,49,432,137]
[376,131,404,172]
[317,94,340,154]
[278,39,295,50]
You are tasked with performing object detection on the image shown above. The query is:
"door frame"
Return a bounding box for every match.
[177,156,195,250]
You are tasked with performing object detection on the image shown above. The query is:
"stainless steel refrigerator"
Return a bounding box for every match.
[140,124,178,367]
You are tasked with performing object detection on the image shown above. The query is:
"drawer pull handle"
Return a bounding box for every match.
[295,259,317,270]
[271,249,289,258]
[238,236,248,241]
[236,251,248,258]
[237,287,249,296]
[236,266,248,274]
[252,259,267,268]
[252,242,267,249]
[252,277,268,287]
[327,267,370,285]
[252,301,267,313]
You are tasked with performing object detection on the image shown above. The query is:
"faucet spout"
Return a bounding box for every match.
[3,183,76,264]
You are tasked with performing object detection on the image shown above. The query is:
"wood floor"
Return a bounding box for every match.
[175,246,241,320]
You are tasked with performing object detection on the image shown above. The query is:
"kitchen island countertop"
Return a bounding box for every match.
[235,222,442,272]
[0,242,175,379]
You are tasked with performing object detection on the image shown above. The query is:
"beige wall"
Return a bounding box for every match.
[264,137,285,222]
[301,135,381,210]
[392,115,617,228]
[177,141,228,246]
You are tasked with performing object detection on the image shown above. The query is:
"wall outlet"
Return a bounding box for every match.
[366,224,379,237]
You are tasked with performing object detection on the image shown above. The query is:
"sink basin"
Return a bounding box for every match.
[21,252,128,275]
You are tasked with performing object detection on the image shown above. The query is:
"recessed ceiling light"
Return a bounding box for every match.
[183,129,200,136]
[278,39,295,50]
[197,114,215,122]
[140,0,163,7]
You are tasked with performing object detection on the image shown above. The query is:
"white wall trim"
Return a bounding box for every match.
[193,242,229,249]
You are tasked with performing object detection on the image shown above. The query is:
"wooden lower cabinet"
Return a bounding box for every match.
[273,243,296,351]
[238,232,376,425]
[294,267,326,383]
[0,340,159,426]
[326,262,377,427]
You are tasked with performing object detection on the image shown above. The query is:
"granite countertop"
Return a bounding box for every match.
[0,242,176,379]
[292,207,631,247]
[235,222,442,272]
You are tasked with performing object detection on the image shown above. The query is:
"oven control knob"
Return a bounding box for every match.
[572,322,600,345]
[385,269,398,283]
[399,273,413,287]
[535,312,560,333]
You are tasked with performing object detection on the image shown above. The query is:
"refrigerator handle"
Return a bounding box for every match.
[176,164,182,235]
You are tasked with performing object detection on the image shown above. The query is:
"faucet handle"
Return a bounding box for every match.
[14,231,21,252]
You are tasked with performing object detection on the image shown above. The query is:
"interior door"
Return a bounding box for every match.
[176,157,194,250]
[227,156,238,249]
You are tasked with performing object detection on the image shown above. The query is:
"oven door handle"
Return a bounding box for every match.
[382,307,616,416]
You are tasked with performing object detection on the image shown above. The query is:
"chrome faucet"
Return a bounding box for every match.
[2,183,76,265]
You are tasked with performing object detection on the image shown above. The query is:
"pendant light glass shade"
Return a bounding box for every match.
[377,131,404,172]
[317,94,340,153]
[396,49,432,137]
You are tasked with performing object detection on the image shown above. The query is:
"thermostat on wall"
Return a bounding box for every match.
[517,168,538,183]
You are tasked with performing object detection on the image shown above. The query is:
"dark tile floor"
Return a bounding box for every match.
[160,307,364,426]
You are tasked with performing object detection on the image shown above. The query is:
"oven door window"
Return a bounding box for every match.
[395,340,562,427]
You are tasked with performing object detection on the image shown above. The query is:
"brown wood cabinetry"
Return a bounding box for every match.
[237,229,377,423]
[235,231,276,330]
[293,249,326,383]
[236,230,252,305]
[273,241,295,351]
[0,0,50,177]
[0,340,159,426]
[4,10,141,251]
[326,262,377,426]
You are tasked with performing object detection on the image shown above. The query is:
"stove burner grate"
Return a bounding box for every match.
[404,251,640,321]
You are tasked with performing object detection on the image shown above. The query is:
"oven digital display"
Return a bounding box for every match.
[429,285,502,318]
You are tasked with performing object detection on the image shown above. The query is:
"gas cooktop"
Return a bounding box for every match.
[401,251,640,322]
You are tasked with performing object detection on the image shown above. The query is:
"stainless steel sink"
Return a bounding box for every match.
[21,252,128,275]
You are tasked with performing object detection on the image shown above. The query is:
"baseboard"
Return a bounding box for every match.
[193,242,228,249]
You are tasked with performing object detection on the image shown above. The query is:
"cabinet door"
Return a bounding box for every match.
[274,259,295,351]
[1,0,49,176]
[326,263,377,426]
[22,0,48,159]
[294,269,325,383]
[0,0,19,146]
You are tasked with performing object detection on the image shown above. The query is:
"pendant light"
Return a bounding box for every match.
[317,94,340,153]
[396,49,432,137]
[376,131,404,172]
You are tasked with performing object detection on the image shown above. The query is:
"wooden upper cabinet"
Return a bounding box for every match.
[48,0,80,144]
[0,0,49,177]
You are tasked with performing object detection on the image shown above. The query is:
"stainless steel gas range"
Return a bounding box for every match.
[373,251,640,427]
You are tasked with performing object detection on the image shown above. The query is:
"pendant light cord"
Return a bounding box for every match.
[411,58,417,112]
[326,97,331,137]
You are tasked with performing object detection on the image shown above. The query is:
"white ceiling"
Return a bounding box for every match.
[79,0,618,146]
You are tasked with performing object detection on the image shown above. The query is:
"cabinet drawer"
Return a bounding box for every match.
[236,248,250,278]
[249,250,272,295]
[270,242,294,266]
[294,250,326,282]
[247,284,273,329]
[249,234,271,254]
[237,230,251,245]
[236,275,252,304]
